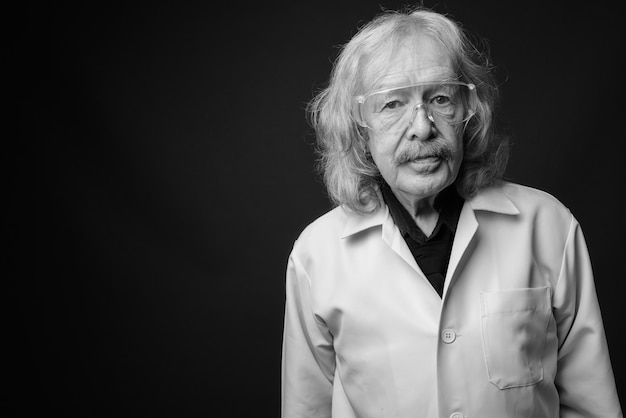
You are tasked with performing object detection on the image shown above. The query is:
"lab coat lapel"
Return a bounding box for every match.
[442,202,478,298]
[381,212,421,273]
[341,204,422,272]
[442,185,520,298]
[380,197,478,288]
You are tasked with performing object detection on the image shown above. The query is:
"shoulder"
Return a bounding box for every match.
[287,206,352,274]
[473,181,576,237]
[297,206,349,239]
[500,182,573,223]
[290,206,349,256]
[291,204,386,261]
[500,182,569,210]
[472,181,572,216]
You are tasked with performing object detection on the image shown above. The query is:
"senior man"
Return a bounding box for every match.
[281,7,622,418]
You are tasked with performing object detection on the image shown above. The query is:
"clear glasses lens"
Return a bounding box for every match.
[358,82,477,133]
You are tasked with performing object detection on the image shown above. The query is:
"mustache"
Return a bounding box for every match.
[394,140,454,165]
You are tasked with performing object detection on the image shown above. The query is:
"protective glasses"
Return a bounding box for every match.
[355,81,477,134]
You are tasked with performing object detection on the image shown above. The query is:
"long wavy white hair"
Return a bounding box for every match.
[308,7,509,214]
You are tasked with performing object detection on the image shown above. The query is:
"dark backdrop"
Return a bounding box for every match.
[17,1,624,416]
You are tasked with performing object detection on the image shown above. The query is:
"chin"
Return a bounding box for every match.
[399,173,453,199]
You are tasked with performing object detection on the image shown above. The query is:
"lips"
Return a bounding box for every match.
[408,155,440,163]
[405,156,443,172]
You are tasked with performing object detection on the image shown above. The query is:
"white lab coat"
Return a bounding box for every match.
[282,182,622,418]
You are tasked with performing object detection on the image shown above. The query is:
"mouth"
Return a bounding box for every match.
[405,155,443,172]
[405,155,441,165]
[411,155,439,162]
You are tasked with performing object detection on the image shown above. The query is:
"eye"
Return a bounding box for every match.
[382,100,403,110]
[431,95,452,106]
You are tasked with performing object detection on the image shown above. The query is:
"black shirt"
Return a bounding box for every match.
[380,181,464,297]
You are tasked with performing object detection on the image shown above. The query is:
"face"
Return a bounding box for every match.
[364,34,464,206]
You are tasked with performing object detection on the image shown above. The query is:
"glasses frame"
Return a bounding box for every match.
[354,81,477,133]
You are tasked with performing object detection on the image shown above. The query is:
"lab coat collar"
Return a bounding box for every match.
[341,204,390,239]
[467,184,520,215]
[341,183,519,239]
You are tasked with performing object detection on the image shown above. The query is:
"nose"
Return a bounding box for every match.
[406,103,436,140]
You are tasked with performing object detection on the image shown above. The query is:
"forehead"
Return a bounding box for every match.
[363,34,456,91]
[371,67,458,92]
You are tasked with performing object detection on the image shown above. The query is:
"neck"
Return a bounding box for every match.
[395,193,440,237]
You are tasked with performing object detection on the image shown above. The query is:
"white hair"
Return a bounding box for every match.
[308,7,509,214]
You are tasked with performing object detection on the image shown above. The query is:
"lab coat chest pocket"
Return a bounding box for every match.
[480,287,551,389]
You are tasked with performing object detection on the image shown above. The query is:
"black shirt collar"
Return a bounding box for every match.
[380,180,464,243]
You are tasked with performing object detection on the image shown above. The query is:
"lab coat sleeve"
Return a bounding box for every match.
[553,217,622,417]
[282,249,335,418]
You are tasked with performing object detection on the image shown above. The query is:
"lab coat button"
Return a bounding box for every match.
[441,329,456,343]
[450,413,464,418]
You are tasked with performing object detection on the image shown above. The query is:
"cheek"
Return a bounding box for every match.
[368,131,402,157]
[369,150,391,176]
[368,135,401,171]
[444,129,464,158]
[453,137,464,159]
[449,142,463,171]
